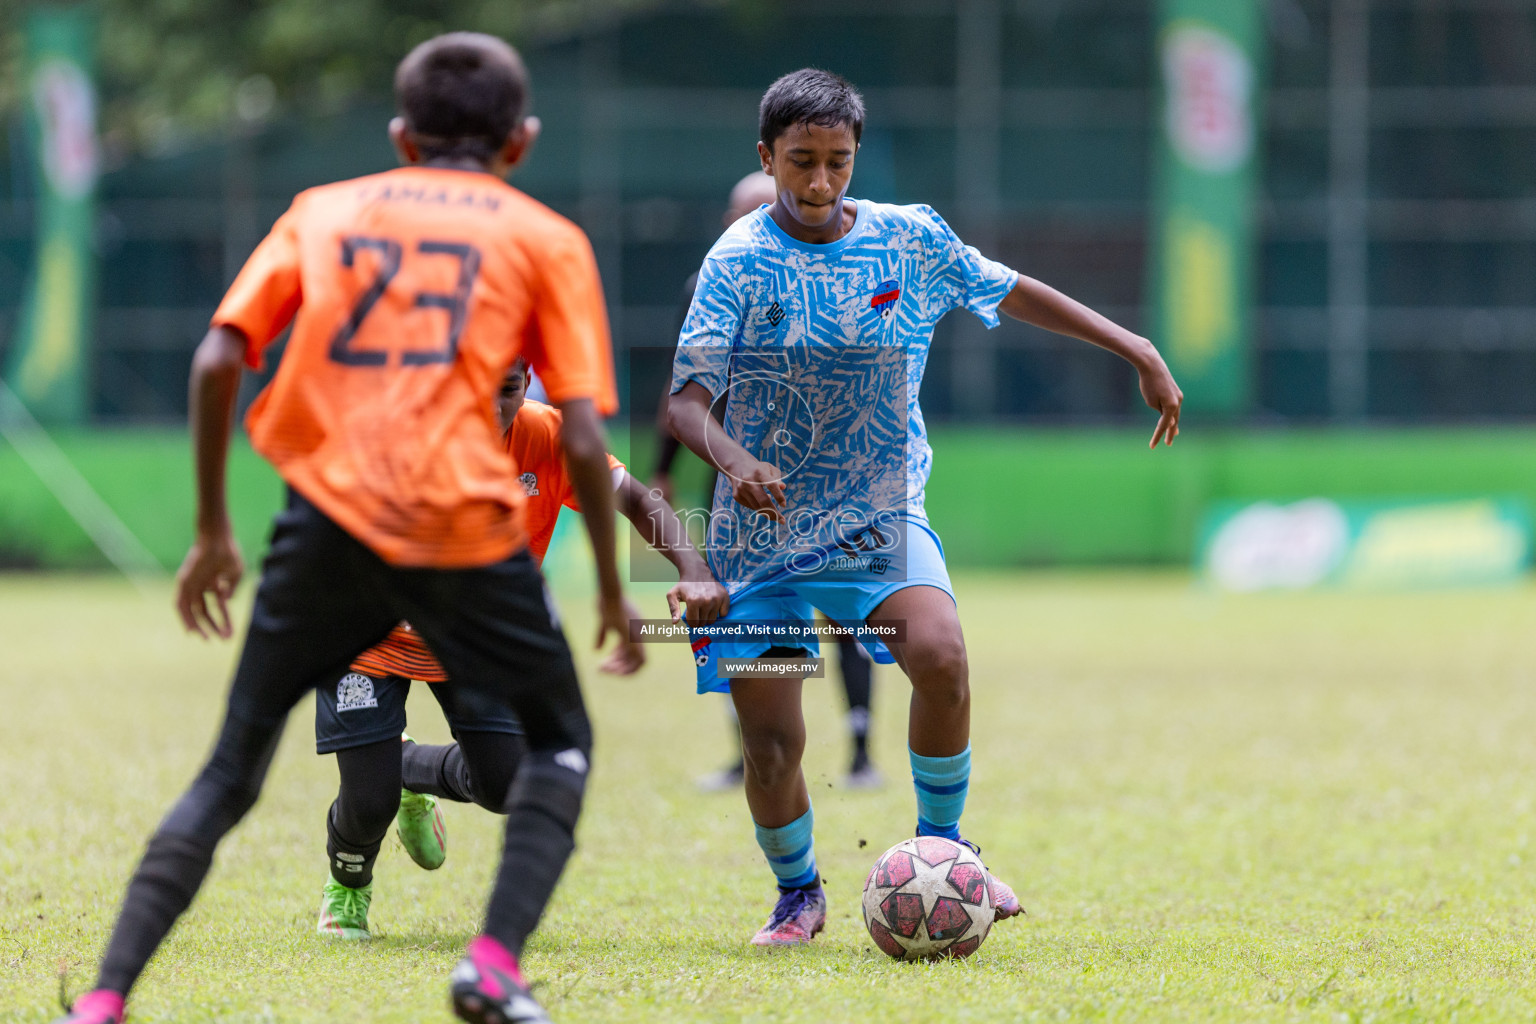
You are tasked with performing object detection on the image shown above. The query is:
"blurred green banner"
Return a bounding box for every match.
[1147,0,1263,416]
[1199,498,1534,592]
[5,5,99,424]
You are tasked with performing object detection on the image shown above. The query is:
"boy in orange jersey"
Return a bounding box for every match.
[315,360,728,940]
[58,34,628,1024]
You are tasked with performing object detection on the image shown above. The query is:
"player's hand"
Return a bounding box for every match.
[596,593,646,675]
[648,471,674,506]
[728,458,787,521]
[1138,354,1184,448]
[175,528,244,639]
[666,578,729,627]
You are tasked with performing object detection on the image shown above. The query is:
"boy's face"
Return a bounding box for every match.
[495,366,527,432]
[757,121,858,231]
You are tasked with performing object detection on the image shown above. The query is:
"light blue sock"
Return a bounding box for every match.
[911,745,970,840]
[754,806,819,891]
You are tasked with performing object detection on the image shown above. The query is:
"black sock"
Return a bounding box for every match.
[96,832,215,995]
[402,740,475,803]
[483,754,585,955]
[326,801,384,888]
[838,637,873,765]
[97,716,280,996]
[326,738,402,888]
[850,727,870,766]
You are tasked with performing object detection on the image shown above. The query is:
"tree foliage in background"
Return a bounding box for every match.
[2,0,723,159]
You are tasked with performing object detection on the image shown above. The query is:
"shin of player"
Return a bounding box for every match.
[667,69,1182,947]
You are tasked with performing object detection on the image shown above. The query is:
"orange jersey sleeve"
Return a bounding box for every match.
[215,167,619,568]
[521,232,619,415]
[214,206,303,369]
[504,401,625,563]
[350,623,449,682]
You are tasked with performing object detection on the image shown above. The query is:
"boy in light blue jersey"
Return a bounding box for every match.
[669,69,1184,947]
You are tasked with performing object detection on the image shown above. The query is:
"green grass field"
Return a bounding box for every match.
[7,569,1536,1022]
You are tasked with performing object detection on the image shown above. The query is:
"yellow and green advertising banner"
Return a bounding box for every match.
[1148,0,1263,416]
[1199,497,1535,592]
[5,5,99,424]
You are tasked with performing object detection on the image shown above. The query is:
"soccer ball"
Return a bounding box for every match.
[861,836,993,960]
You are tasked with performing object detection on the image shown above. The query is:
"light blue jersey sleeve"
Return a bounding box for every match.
[914,205,1018,328]
[671,253,744,398]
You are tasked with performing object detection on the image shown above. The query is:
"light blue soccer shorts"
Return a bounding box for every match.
[689,517,954,694]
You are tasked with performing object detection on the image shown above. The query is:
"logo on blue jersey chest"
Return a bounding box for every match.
[754,275,904,333]
[870,279,901,317]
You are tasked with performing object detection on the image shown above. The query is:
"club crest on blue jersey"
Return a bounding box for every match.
[870,280,901,317]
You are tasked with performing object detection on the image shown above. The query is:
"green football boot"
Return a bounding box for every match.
[316,878,373,940]
[396,788,447,870]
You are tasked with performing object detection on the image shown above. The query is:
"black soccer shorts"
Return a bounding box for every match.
[214,488,589,765]
[313,670,524,754]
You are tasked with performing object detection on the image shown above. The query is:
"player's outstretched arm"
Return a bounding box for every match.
[667,381,788,519]
[998,275,1184,448]
[559,398,646,673]
[615,472,729,627]
[175,325,247,639]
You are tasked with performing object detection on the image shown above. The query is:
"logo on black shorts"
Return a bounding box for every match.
[554,748,589,774]
[336,673,379,712]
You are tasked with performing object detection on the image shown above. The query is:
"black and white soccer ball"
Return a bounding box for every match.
[861,836,993,960]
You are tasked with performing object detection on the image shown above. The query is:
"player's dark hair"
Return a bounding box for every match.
[759,68,865,150]
[395,32,529,163]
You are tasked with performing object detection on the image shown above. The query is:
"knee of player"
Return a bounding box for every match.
[504,747,590,825]
[458,731,530,811]
[169,764,263,836]
[469,769,516,812]
[740,726,805,783]
[219,777,266,825]
[194,757,264,812]
[907,641,969,704]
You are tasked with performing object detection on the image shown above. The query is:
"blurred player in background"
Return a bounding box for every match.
[654,171,883,793]
[669,69,1183,947]
[313,360,727,940]
[57,33,621,1024]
